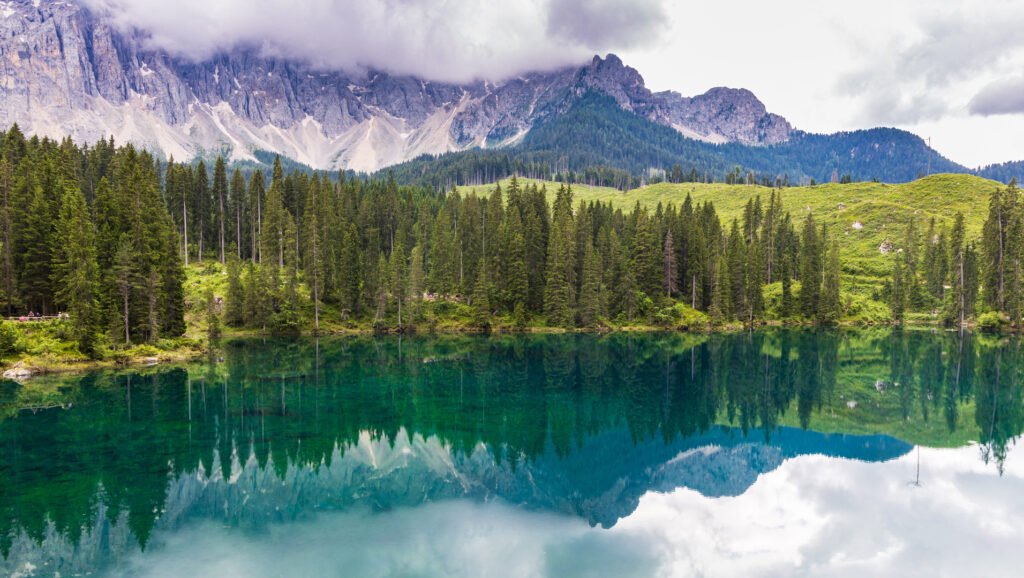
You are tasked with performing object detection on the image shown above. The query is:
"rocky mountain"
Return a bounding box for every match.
[0,0,791,172]
[0,426,909,576]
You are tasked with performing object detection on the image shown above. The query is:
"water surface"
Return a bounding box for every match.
[2,329,1023,576]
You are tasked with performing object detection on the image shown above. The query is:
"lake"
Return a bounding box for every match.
[2,329,1023,577]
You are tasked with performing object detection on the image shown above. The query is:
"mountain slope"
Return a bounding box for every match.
[0,0,790,172]
[382,93,969,186]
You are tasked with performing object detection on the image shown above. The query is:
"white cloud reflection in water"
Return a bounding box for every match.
[113,444,1024,578]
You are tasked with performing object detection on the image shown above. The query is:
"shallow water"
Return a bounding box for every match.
[1,329,1022,576]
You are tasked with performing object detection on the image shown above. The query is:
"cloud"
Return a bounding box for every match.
[547,0,667,50]
[80,0,668,83]
[833,1,1024,125]
[969,77,1024,116]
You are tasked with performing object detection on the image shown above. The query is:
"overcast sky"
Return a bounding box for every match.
[86,0,1024,167]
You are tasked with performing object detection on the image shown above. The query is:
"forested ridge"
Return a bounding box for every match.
[377,93,971,190]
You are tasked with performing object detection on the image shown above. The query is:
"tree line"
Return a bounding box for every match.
[191,158,844,332]
[0,127,184,356]
[885,180,1024,327]
[0,126,852,354]
[7,328,1009,559]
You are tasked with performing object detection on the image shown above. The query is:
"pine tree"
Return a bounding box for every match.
[727,220,746,316]
[946,212,973,326]
[902,216,922,310]
[471,262,491,329]
[303,177,325,331]
[545,185,575,328]
[819,240,841,324]
[224,253,244,326]
[263,167,288,269]
[338,224,361,318]
[662,229,678,296]
[112,234,136,345]
[503,209,529,313]
[0,156,14,316]
[982,186,1012,312]
[579,239,602,326]
[709,254,730,323]
[248,170,266,262]
[390,240,408,326]
[632,210,661,298]
[230,167,246,259]
[374,253,388,324]
[21,185,55,314]
[204,287,220,340]
[213,157,228,263]
[745,235,764,322]
[51,184,100,356]
[193,160,210,263]
[408,244,425,318]
[798,212,820,318]
[276,216,301,331]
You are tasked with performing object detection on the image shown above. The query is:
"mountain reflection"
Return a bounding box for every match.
[0,328,1021,574]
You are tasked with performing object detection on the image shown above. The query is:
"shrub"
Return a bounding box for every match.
[0,322,21,356]
[978,311,1008,330]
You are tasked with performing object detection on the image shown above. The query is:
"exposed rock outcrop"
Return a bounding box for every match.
[0,0,792,171]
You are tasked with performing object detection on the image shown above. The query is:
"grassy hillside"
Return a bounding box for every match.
[464,173,1000,279]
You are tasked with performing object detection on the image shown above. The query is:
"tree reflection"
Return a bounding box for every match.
[0,329,1022,561]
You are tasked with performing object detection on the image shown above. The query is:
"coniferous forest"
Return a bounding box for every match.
[12,124,1024,366]
[0,127,862,363]
[13,126,1024,365]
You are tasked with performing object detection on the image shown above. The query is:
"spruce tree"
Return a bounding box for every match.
[727,220,746,316]
[798,212,820,318]
[579,240,602,326]
[408,245,425,318]
[52,184,100,356]
[662,229,678,297]
[338,224,361,318]
[390,240,408,326]
[224,253,244,326]
[902,217,922,310]
[213,157,228,263]
[632,210,660,298]
[745,236,764,322]
[112,234,136,345]
[819,240,841,324]
[982,186,1012,312]
[946,212,972,326]
[471,262,491,329]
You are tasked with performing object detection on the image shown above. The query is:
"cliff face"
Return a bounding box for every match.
[0,0,792,171]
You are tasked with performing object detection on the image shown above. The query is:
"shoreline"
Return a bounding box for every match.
[1,318,968,382]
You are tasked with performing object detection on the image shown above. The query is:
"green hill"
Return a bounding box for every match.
[463,173,1001,279]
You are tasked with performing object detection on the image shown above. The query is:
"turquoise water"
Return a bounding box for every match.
[2,329,1023,576]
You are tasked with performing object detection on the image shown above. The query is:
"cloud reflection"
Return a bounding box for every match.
[105,444,1024,577]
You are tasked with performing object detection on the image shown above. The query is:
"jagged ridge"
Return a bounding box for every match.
[0,0,791,172]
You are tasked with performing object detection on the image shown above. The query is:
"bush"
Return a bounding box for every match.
[0,321,21,356]
[978,311,1008,330]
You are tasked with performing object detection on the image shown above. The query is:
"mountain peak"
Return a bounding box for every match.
[0,6,792,170]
